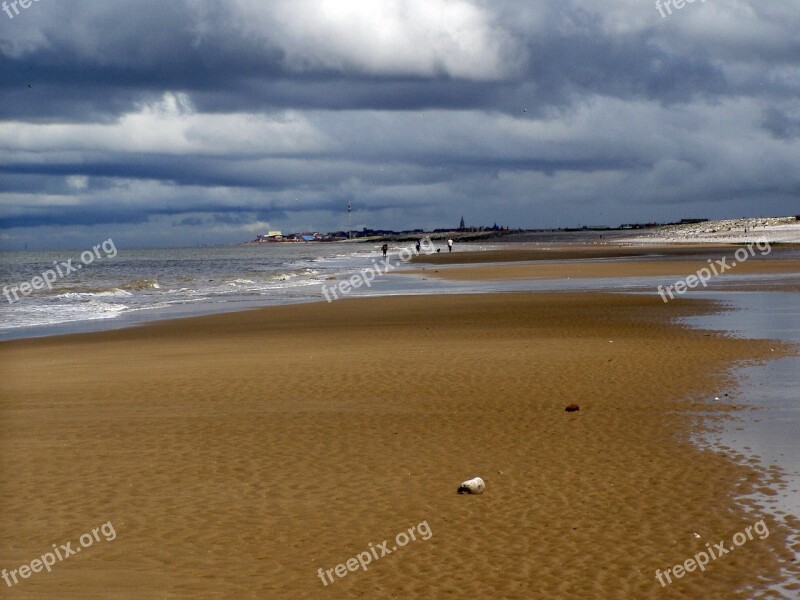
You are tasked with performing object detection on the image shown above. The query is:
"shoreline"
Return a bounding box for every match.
[412,243,800,265]
[416,257,800,282]
[2,291,799,598]
[4,243,800,343]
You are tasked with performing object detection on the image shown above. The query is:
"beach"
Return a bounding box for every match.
[2,279,799,598]
[420,261,800,288]
[5,4,799,596]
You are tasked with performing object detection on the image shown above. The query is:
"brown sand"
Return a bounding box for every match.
[411,244,788,265]
[418,257,800,282]
[1,293,798,599]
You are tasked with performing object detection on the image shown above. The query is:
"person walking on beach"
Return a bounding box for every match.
[447,238,453,252]
[381,243,388,258]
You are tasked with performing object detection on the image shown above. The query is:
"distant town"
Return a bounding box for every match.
[243,217,718,244]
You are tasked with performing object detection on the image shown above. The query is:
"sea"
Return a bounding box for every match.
[0,242,433,339]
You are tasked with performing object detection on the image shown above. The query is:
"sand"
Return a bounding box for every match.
[413,245,800,283]
[1,292,799,599]
[418,258,800,282]
[412,245,750,265]
[626,217,800,245]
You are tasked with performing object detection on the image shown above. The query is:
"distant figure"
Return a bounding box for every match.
[415,240,421,252]
[381,243,388,258]
[447,239,453,252]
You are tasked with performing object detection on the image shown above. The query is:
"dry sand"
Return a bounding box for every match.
[2,292,799,599]
[626,217,800,245]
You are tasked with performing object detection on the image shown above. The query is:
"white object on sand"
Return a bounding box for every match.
[458,477,486,495]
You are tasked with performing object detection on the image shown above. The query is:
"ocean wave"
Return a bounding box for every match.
[1,244,382,334]
[55,289,133,300]
[272,268,318,281]
[0,299,128,330]
[119,278,161,291]
[49,278,160,299]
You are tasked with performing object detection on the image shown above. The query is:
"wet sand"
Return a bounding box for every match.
[1,292,799,598]
[414,245,800,283]
[418,258,800,282]
[412,245,749,264]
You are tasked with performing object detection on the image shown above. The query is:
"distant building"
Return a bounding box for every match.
[255,230,284,242]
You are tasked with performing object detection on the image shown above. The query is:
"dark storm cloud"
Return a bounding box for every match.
[761,107,800,141]
[1,0,799,248]
[0,205,149,229]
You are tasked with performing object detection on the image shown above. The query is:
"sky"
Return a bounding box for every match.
[1,0,799,249]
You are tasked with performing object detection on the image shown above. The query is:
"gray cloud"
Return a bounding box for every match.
[1,0,799,248]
